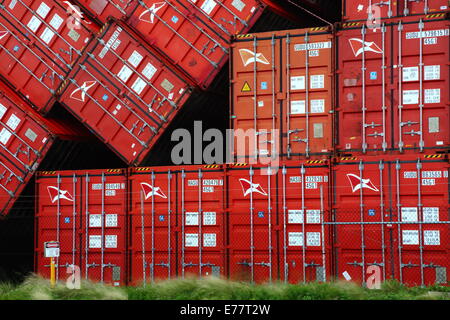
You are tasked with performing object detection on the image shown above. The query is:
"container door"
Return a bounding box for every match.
[282,31,333,158]
[74,0,138,23]
[279,161,331,284]
[129,1,228,89]
[129,168,177,285]
[404,0,449,15]
[392,156,449,286]
[231,34,280,161]
[178,166,226,278]
[337,23,391,153]
[227,164,277,283]
[343,0,397,21]
[333,158,392,286]
[36,172,82,282]
[81,171,127,286]
[392,18,449,152]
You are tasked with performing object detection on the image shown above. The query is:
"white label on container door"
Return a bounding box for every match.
[40,28,55,44]
[403,90,419,104]
[403,171,417,178]
[342,271,352,281]
[6,114,20,130]
[161,79,174,92]
[424,37,437,45]
[142,63,157,80]
[185,233,199,247]
[310,75,324,89]
[290,76,305,90]
[203,233,216,247]
[294,41,332,51]
[89,235,102,248]
[105,235,117,248]
[89,214,102,227]
[422,171,442,178]
[306,210,321,224]
[203,212,216,225]
[27,16,41,33]
[36,2,50,18]
[402,66,419,82]
[424,230,440,246]
[291,100,305,114]
[106,214,118,227]
[423,207,439,222]
[309,50,319,57]
[0,128,12,145]
[117,65,133,82]
[422,178,435,186]
[307,232,321,246]
[424,89,440,104]
[9,0,17,9]
[406,29,449,39]
[200,0,217,15]
[288,232,304,246]
[128,50,143,68]
[288,210,303,224]
[186,212,199,225]
[310,99,325,113]
[424,65,440,80]
[0,103,7,119]
[49,14,64,30]
[402,230,419,245]
[99,28,122,58]
[131,77,146,95]
[25,128,37,142]
[401,207,418,222]
[231,0,245,12]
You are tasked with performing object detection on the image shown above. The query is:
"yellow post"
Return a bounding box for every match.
[50,257,56,288]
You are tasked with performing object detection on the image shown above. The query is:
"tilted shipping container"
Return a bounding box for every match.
[57,19,195,166]
[231,27,334,161]
[35,169,128,286]
[0,0,98,113]
[342,0,449,21]
[0,80,87,216]
[126,0,266,90]
[72,0,138,23]
[332,154,449,287]
[336,15,449,154]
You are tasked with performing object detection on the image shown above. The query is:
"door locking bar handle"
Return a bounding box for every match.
[347,261,364,267]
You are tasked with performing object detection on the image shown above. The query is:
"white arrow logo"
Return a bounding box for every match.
[139,2,166,24]
[140,182,167,199]
[70,80,96,102]
[239,178,268,197]
[239,49,270,67]
[348,38,383,57]
[47,186,74,203]
[0,31,8,41]
[346,174,379,192]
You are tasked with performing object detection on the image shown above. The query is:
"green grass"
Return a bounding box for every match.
[0,275,448,300]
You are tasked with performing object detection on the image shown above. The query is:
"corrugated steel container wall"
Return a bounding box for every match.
[336,15,449,154]
[342,0,449,21]
[0,81,81,216]
[57,20,195,166]
[332,154,449,287]
[278,160,332,284]
[128,164,226,284]
[226,163,278,283]
[231,27,334,161]
[72,0,138,24]
[35,169,128,286]
[0,0,98,113]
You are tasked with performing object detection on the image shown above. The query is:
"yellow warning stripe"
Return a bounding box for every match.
[342,22,362,27]
[310,27,327,31]
[231,163,248,167]
[135,167,153,172]
[425,13,446,18]
[236,34,253,39]
[340,157,358,161]
[306,160,325,164]
[106,169,122,173]
[204,165,220,169]
[424,154,442,159]
[56,78,69,96]
[40,171,56,175]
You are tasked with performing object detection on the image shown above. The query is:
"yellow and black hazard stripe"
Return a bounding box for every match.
[306,160,325,164]
[235,34,253,39]
[310,27,328,32]
[230,163,248,167]
[340,157,358,161]
[135,167,153,172]
[425,13,446,19]
[55,78,70,96]
[204,164,220,169]
[40,171,57,175]
[342,22,362,28]
[106,169,122,173]
[424,154,443,159]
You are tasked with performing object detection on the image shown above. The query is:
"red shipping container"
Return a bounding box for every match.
[129,165,226,284]
[0,80,85,216]
[332,154,449,287]
[127,0,266,90]
[57,20,194,166]
[342,0,449,21]
[226,163,278,283]
[336,15,449,154]
[278,160,331,284]
[35,169,128,286]
[72,0,138,23]
[231,27,334,160]
[0,0,98,113]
